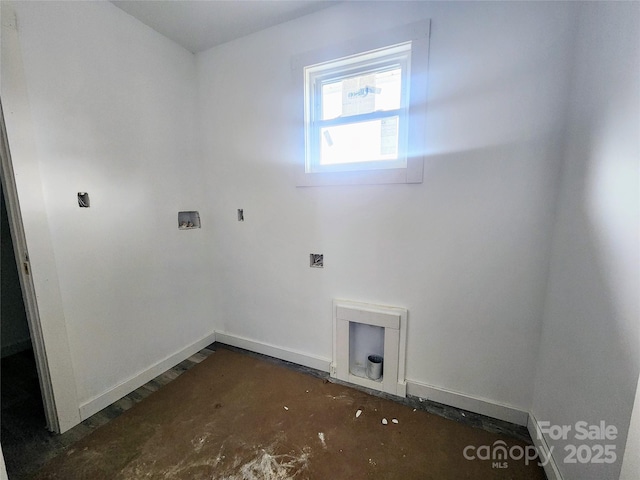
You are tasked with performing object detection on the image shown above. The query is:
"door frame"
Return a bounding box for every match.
[0,102,60,432]
[1,2,81,433]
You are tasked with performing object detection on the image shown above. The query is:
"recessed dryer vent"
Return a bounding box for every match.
[332,300,407,397]
[178,211,200,230]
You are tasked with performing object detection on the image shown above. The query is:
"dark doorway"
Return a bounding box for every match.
[1,183,48,479]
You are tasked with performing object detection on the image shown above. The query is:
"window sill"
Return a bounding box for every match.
[296,158,424,187]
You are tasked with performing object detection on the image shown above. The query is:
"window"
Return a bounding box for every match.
[305,43,410,173]
[294,20,430,187]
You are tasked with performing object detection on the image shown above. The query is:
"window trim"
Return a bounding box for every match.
[293,20,431,187]
[306,45,411,174]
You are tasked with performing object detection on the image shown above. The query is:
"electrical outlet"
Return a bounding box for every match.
[77,192,90,207]
[237,209,244,221]
[310,253,323,268]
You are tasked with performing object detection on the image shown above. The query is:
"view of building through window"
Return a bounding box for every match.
[319,68,402,165]
[305,43,411,173]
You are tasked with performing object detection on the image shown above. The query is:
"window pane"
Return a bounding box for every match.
[320,116,399,166]
[321,68,402,120]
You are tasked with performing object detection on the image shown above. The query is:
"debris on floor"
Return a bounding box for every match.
[228,443,311,480]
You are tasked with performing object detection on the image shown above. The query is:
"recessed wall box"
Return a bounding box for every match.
[178,211,200,230]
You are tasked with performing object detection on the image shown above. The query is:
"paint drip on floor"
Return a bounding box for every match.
[317,432,327,449]
[225,443,312,480]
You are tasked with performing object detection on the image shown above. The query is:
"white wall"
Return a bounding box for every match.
[196,1,577,412]
[2,1,214,417]
[621,374,640,480]
[0,444,8,480]
[531,2,640,479]
[4,6,638,474]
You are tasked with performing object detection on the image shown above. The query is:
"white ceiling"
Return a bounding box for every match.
[111,0,338,53]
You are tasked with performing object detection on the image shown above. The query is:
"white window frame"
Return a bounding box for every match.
[305,43,411,174]
[293,20,431,187]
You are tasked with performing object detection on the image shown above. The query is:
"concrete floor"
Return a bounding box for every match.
[1,346,214,479]
[14,344,546,480]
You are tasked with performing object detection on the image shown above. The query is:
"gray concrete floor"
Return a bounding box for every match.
[1,343,536,479]
[1,346,214,479]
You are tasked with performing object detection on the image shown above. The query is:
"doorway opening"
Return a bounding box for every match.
[0,97,67,441]
[1,183,49,478]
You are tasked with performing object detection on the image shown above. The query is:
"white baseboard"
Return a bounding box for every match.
[79,331,216,420]
[527,412,564,480]
[215,333,528,428]
[406,379,529,426]
[215,332,332,373]
[79,329,533,436]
